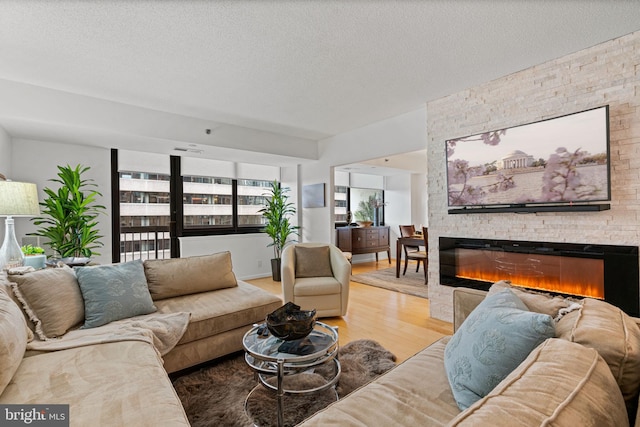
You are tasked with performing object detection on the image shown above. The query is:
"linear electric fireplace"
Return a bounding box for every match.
[439,237,639,316]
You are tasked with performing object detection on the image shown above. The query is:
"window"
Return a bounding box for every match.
[180,174,272,233]
[114,150,282,262]
[118,170,171,261]
[334,185,348,222]
[351,188,384,223]
[237,179,270,227]
[182,175,232,229]
[333,186,385,225]
[120,191,169,204]
[119,171,171,227]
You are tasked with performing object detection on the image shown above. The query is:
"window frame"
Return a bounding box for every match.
[112,152,275,262]
[334,185,386,227]
[172,156,268,237]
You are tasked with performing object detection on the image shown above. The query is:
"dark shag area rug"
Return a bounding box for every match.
[172,339,396,427]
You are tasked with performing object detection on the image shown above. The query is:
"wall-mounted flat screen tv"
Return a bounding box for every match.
[446,105,610,212]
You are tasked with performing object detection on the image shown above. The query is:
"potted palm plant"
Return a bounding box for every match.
[259,181,299,281]
[30,164,105,265]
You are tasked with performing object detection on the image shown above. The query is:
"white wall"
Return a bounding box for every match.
[0,79,318,165]
[0,126,10,178]
[383,174,412,259]
[382,173,429,260]
[411,172,428,228]
[180,233,274,280]
[0,126,12,244]
[10,138,112,265]
[281,165,300,236]
[302,107,429,244]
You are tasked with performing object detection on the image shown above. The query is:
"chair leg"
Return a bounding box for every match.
[403,257,408,275]
[415,260,420,273]
[423,261,428,284]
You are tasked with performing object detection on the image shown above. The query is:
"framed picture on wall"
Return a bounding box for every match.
[303,183,325,208]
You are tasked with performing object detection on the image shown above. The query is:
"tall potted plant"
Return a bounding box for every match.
[259,181,299,281]
[30,164,105,264]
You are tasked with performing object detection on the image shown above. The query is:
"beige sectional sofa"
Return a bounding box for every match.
[0,252,282,426]
[301,282,640,427]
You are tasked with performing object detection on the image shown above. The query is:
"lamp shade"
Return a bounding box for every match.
[0,181,40,217]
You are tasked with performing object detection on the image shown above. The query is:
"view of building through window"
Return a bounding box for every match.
[334,185,348,222]
[119,171,171,261]
[181,176,270,227]
[236,179,271,226]
[119,171,272,261]
[334,185,385,225]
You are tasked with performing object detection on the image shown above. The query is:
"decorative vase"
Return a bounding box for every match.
[0,218,23,270]
[373,208,380,226]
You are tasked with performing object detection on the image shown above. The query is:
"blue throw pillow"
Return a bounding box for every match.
[444,288,555,410]
[75,260,156,329]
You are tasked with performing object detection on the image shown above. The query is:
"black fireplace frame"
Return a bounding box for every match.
[439,236,640,316]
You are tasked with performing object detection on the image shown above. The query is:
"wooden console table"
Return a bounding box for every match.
[335,226,391,263]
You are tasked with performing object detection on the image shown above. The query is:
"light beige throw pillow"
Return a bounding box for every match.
[449,338,628,426]
[488,280,571,318]
[9,266,84,340]
[144,252,238,300]
[295,246,334,278]
[556,297,640,411]
[0,289,28,395]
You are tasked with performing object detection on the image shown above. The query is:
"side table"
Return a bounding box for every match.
[242,322,341,427]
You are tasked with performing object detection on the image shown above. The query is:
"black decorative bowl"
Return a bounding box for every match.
[266,302,317,341]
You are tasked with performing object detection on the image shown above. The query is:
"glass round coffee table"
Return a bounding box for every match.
[242,321,341,427]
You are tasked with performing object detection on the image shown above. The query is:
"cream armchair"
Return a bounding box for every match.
[281,243,351,317]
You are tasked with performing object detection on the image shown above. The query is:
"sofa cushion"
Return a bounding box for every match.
[9,266,84,339]
[295,246,334,278]
[449,338,629,427]
[0,289,28,396]
[293,277,342,297]
[153,280,282,345]
[299,337,461,426]
[75,260,156,328]
[0,340,190,426]
[444,288,555,410]
[488,280,571,318]
[144,252,238,300]
[555,297,640,412]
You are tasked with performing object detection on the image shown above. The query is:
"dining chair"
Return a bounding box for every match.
[398,225,427,277]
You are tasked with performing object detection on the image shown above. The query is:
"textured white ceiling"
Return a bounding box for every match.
[1,1,639,146]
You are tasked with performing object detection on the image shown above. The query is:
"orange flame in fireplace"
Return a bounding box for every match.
[455,249,604,299]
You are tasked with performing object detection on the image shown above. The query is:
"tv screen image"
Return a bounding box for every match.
[446,106,610,209]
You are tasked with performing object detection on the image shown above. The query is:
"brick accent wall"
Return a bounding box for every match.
[427,31,640,322]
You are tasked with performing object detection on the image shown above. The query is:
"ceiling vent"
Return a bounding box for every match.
[174,147,203,154]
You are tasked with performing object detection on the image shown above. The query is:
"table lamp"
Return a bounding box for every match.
[0,180,40,271]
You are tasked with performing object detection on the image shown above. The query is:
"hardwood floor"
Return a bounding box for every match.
[245,260,453,363]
